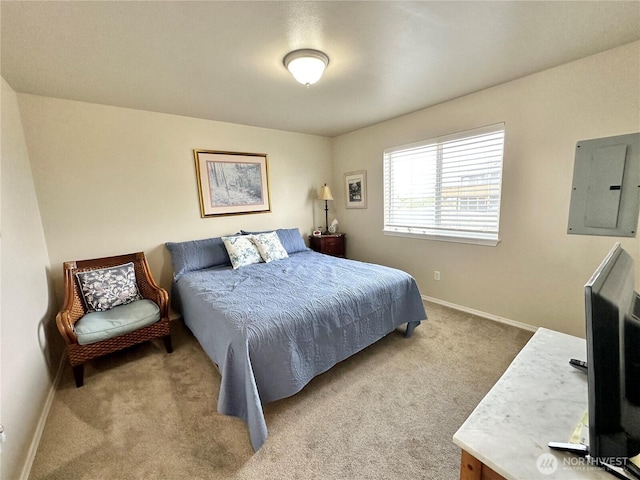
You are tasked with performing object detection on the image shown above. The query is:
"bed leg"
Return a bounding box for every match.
[405,321,420,338]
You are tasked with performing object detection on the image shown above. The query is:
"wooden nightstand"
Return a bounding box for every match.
[309,234,346,258]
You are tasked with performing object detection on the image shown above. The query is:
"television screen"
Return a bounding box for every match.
[585,243,640,477]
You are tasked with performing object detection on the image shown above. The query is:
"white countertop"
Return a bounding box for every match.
[453,327,617,479]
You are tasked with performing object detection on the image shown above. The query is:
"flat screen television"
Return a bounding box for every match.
[585,242,640,477]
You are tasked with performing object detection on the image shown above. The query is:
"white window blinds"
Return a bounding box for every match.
[383,123,505,245]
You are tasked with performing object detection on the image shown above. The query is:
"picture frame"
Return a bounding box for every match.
[193,150,271,217]
[344,170,367,209]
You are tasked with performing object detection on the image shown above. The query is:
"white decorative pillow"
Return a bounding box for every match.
[75,262,142,312]
[222,235,263,269]
[252,231,289,263]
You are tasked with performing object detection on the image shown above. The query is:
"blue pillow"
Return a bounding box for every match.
[240,228,308,255]
[165,236,231,279]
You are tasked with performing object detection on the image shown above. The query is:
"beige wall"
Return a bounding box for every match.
[1,78,57,480]
[17,96,333,302]
[331,41,640,337]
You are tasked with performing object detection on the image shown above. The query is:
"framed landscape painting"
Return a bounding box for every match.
[194,150,271,217]
[344,170,367,209]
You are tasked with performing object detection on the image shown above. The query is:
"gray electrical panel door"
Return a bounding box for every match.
[567,133,640,237]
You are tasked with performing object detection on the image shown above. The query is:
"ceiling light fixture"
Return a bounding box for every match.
[283,49,329,87]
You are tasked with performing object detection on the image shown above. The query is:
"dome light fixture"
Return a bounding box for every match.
[283,49,329,87]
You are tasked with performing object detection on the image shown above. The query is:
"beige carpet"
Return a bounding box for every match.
[29,301,532,480]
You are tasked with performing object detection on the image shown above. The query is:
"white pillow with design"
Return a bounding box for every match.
[75,262,142,312]
[252,231,289,263]
[222,235,263,269]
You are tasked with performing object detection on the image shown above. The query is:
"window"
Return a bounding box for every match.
[383,123,505,245]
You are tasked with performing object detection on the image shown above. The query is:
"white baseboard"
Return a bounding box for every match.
[422,295,538,333]
[19,353,65,480]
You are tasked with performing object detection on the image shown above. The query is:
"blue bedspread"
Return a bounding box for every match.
[175,250,426,450]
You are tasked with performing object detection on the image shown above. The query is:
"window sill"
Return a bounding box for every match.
[383,229,500,246]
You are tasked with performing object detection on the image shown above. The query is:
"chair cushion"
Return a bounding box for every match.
[74,299,161,345]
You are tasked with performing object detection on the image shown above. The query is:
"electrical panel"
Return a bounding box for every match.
[568,133,640,237]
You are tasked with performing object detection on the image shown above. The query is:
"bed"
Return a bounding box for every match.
[166,228,427,450]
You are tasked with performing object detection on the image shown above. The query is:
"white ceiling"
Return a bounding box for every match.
[2,1,639,137]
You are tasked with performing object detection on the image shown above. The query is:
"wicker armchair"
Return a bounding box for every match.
[56,252,172,387]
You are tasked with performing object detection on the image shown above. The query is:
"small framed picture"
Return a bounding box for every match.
[344,170,367,209]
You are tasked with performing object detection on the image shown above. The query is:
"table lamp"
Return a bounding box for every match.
[318,184,334,234]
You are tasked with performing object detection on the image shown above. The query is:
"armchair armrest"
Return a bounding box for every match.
[133,252,169,318]
[56,260,84,344]
[56,310,78,344]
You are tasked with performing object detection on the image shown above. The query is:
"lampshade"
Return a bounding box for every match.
[319,184,334,201]
[283,49,329,87]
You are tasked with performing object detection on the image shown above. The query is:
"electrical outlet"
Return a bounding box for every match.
[434,271,441,281]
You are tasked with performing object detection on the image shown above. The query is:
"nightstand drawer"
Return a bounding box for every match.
[308,234,346,258]
[323,242,343,255]
[321,236,341,248]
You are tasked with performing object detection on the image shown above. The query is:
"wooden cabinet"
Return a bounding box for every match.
[459,450,506,480]
[309,234,346,258]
